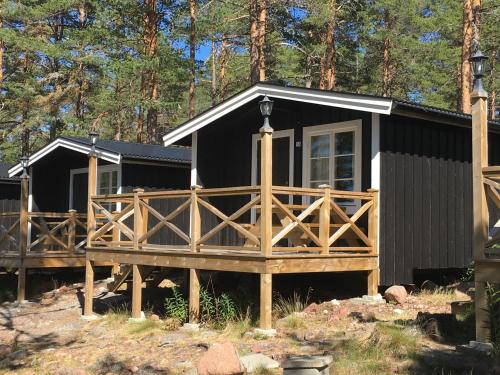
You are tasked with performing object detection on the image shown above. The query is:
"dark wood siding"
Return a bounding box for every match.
[379,114,500,285]
[197,98,372,246]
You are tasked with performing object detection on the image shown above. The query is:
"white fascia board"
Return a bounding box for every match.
[163,84,393,146]
[8,138,121,177]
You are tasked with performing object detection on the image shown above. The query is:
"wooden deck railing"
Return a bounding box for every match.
[89,185,378,256]
[483,166,500,257]
[0,211,87,254]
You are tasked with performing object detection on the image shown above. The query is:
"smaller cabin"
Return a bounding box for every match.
[1,136,191,300]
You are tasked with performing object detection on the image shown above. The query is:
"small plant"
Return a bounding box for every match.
[283,314,306,329]
[273,289,311,319]
[216,293,237,326]
[486,283,500,355]
[461,262,475,282]
[200,287,216,322]
[164,287,188,323]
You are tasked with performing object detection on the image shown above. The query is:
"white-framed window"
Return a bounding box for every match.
[302,120,362,212]
[69,164,122,212]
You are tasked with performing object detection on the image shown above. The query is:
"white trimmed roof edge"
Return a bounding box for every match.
[8,138,121,177]
[163,83,393,146]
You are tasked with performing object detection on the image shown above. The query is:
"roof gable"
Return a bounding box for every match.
[8,137,191,177]
[162,83,393,146]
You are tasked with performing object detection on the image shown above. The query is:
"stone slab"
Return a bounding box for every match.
[282,355,333,369]
[240,354,279,373]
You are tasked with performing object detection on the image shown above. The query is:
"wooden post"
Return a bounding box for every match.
[189,185,201,323]
[367,188,379,295]
[260,273,272,329]
[260,126,273,256]
[133,188,144,250]
[111,213,120,277]
[86,153,97,248]
[68,209,76,252]
[319,184,331,255]
[472,84,489,342]
[131,264,143,319]
[17,174,29,302]
[83,259,94,316]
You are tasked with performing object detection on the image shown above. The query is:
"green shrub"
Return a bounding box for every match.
[486,283,500,355]
[216,293,237,326]
[164,287,188,323]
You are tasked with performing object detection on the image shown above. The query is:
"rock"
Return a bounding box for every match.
[240,354,279,373]
[126,365,139,373]
[421,280,439,291]
[40,297,56,305]
[150,314,160,322]
[0,344,11,358]
[393,309,403,315]
[384,285,407,304]
[282,355,333,375]
[42,291,56,299]
[57,285,70,293]
[349,311,376,322]
[159,332,185,347]
[158,279,177,288]
[330,299,340,306]
[56,369,86,375]
[304,303,319,314]
[454,289,470,300]
[196,342,242,375]
[181,323,200,332]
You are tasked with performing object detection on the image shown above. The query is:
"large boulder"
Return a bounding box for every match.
[384,285,407,304]
[196,342,242,375]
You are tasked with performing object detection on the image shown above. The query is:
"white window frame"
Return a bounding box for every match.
[302,119,362,214]
[69,164,122,211]
[251,129,294,222]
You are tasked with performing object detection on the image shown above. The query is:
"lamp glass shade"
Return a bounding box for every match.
[259,96,274,117]
[20,156,29,168]
[89,131,98,145]
[470,50,488,78]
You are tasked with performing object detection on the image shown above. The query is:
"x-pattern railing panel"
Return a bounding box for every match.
[0,214,20,252]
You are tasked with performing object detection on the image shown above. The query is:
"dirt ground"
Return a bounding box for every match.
[0,276,498,375]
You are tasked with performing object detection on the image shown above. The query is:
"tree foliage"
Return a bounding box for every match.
[0,0,498,162]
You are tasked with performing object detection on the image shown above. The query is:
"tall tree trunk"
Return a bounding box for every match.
[0,16,4,91]
[258,0,266,82]
[188,0,196,119]
[211,36,217,106]
[382,10,393,97]
[324,0,336,90]
[489,90,497,120]
[461,0,481,114]
[219,35,228,101]
[76,4,87,121]
[249,0,259,84]
[137,78,145,143]
[143,0,159,142]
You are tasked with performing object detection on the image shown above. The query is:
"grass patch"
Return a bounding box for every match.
[330,322,423,374]
[417,289,464,306]
[104,303,129,327]
[127,319,162,334]
[283,314,306,330]
[273,289,310,319]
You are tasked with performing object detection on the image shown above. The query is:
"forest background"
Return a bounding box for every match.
[0,0,497,161]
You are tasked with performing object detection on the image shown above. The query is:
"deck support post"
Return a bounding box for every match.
[471,78,489,342]
[189,185,202,323]
[83,259,94,316]
[17,172,29,301]
[260,273,272,330]
[68,209,76,252]
[259,120,273,257]
[367,189,379,296]
[111,215,120,277]
[87,152,97,248]
[133,188,145,250]
[319,185,331,255]
[131,264,143,319]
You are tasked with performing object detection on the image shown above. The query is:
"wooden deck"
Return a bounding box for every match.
[84,184,379,328]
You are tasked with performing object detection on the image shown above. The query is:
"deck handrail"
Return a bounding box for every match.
[89,185,379,257]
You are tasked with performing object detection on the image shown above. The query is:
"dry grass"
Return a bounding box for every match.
[127,319,163,334]
[416,289,465,306]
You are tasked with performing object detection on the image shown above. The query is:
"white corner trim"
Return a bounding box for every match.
[163,83,393,146]
[371,113,381,190]
[8,138,121,177]
[190,131,198,187]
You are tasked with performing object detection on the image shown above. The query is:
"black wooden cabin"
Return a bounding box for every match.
[163,83,500,286]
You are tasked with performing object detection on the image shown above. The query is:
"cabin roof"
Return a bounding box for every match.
[0,163,19,182]
[8,137,191,177]
[163,82,500,146]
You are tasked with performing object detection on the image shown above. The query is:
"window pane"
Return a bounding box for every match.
[334,179,354,191]
[311,135,330,158]
[335,132,354,155]
[112,171,118,189]
[335,156,354,179]
[311,158,329,181]
[100,172,110,190]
